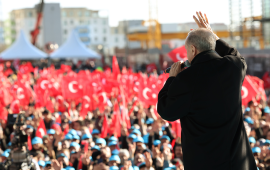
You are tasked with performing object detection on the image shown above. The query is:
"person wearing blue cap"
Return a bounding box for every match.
[92,129,100,137]
[72,135,80,143]
[65,166,75,170]
[112,149,120,155]
[252,147,261,161]
[153,140,161,148]
[108,141,118,151]
[32,137,43,151]
[128,134,137,143]
[91,145,100,152]
[96,138,106,147]
[47,129,56,140]
[70,142,80,152]
[244,117,254,125]
[109,155,121,167]
[161,135,171,144]
[82,133,92,141]
[132,129,141,137]
[1,151,9,162]
[57,153,69,168]
[109,136,118,142]
[38,160,45,169]
[68,129,77,137]
[64,134,73,142]
[146,118,154,125]
[249,137,256,148]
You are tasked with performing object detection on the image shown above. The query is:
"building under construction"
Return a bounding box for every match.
[229,0,270,49]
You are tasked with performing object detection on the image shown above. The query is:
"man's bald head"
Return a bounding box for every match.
[185,28,216,62]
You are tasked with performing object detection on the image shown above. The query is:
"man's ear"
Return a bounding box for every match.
[191,45,196,56]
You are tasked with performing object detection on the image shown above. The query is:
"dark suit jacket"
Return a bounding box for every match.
[158,39,257,170]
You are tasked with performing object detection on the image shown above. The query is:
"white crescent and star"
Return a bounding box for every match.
[68,81,78,93]
[17,87,25,99]
[38,128,45,137]
[176,53,184,61]
[40,80,49,89]
[242,86,248,99]
[143,87,151,100]
[83,96,91,102]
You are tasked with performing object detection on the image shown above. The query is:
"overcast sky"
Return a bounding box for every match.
[1,0,229,26]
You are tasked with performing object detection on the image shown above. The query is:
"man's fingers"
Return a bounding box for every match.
[196,12,204,25]
[204,13,209,24]
[193,15,201,27]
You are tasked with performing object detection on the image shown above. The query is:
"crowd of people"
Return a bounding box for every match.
[0,59,269,170]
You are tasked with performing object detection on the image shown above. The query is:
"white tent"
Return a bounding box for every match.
[50,30,100,59]
[1,30,47,60]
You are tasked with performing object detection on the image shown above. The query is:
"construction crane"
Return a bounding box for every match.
[30,0,44,45]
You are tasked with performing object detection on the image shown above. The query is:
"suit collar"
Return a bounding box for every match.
[191,50,221,66]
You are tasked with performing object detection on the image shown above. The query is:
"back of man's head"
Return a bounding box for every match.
[186,28,216,53]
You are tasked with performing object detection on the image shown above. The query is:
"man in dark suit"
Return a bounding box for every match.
[157,12,257,170]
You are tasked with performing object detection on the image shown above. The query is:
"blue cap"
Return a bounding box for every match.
[96,138,106,145]
[68,129,77,136]
[70,142,80,148]
[109,155,120,162]
[134,136,144,143]
[110,166,119,170]
[70,151,77,155]
[82,134,92,140]
[32,137,43,145]
[8,142,12,147]
[138,162,146,168]
[153,140,161,146]
[252,147,261,153]
[164,165,177,170]
[128,134,137,140]
[249,137,256,144]
[92,129,100,135]
[45,161,51,166]
[47,129,56,135]
[162,126,166,131]
[65,167,75,170]
[129,126,135,131]
[265,140,270,145]
[57,153,67,159]
[1,151,9,158]
[38,160,45,167]
[143,134,149,144]
[265,107,270,114]
[244,117,254,124]
[91,145,100,151]
[132,129,141,136]
[26,125,33,129]
[64,134,73,140]
[146,118,154,125]
[161,135,171,142]
[108,141,117,147]
[245,107,251,112]
[73,135,80,140]
[109,136,118,142]
[112,149,119,155]
[5,149,11,153]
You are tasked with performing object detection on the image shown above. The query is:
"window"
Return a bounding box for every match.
[103,29,106,34]
[62,11,67,17]
[28,11,33,17]
[78,11,82,17]
[115,37,118,42]
[115,29,118,34]
[85,11,90,16]
[70,20,73,24]
[103,37,106,42]
[69,11,73,17]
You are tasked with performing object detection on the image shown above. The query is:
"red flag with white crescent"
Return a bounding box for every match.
[241,76,259,106]
[62,77,84,99]
[36,118,47,138]
[168,45,188,62]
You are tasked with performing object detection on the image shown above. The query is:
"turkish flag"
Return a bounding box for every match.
[109,102,122,137]
[249,76,267,101]
[146,63,157,73]
[15,83,30,106]
[242,76,259,106]
[263,72,270,89]
[100,114,108,138]
[168,45,188,62]
[138,84,158,107]
[36,118,47,138]
[112,56,120,79]
[37,78,51,91]
[80,95,93,118]
[62,77,84,99]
